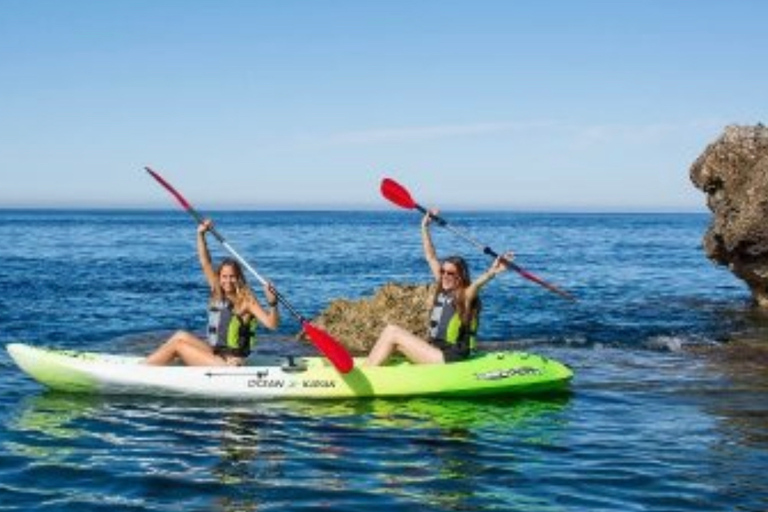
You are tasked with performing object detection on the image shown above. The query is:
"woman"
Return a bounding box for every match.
[145,219,279,366]
[365,210,513,366]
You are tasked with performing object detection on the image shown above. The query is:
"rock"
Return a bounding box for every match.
[298,282,433,353]
[690,124,768,307]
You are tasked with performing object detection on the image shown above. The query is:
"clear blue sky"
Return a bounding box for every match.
[1,0,765,211]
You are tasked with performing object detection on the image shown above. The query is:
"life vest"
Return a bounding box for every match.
[427,291,478,353]
[207,300,257,358]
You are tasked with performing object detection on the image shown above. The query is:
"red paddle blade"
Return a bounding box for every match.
[145,166,193,211]
[302,322,354,373]
[381,178,416,209]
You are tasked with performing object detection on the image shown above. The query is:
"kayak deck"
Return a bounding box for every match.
[6,343,573,400]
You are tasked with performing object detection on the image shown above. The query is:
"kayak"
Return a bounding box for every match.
[6,343,573,400]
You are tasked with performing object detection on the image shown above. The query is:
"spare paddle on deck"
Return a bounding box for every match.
[381,177,576,302]
[145,166,354,373]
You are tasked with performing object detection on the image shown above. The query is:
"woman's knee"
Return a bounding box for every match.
[172,330,194,340]
[382,324,407,338]
[167,330,197,347]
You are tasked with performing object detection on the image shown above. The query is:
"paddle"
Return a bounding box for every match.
[381,177,576,302]
[145,166,354,373]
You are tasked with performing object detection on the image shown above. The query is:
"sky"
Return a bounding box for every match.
[1,0,766,211]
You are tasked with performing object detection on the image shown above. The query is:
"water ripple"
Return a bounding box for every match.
[1,211,767,511]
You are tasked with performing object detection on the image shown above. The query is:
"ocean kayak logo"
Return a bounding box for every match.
[247,370,337,389]
[204,369,336,389]
[475,366,542,381]
[244,369,285,388]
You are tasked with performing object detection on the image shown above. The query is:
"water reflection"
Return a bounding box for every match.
[686,336,768,448]
[685,354,768,512]
[9,392,101,440]
[208,396,572,511]
[5,391,571,511]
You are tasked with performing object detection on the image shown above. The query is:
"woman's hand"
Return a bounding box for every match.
[257,282,280,329]
[198,219,213,235]
[264,282,278,307]
[421,208,438,229]
[490,251,515,276]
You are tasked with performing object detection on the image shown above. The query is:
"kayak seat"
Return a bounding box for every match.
[281,355,308,373]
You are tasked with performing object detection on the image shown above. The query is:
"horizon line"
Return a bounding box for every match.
[0,202,709,215]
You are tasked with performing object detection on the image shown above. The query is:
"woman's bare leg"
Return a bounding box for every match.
[364,324,444,367]
[144,331,225,366]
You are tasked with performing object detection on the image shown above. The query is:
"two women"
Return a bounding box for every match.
[148,209,510,368]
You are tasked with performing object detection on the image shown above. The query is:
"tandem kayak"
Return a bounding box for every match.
[6,343,573,400]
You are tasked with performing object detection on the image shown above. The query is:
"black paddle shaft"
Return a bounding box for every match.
[415,200,575,301]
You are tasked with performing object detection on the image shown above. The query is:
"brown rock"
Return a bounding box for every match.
[690,124,768,307]
[298,282,433,353]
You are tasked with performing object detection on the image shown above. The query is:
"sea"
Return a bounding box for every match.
[0,209,766,512]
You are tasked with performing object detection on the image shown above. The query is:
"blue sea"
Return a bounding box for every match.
[1,209,766,511]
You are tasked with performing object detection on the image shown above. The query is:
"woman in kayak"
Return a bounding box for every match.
[145,219,279,366]
[364,210,513,366]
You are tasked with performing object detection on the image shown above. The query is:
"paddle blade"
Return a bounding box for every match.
[381,178,416,209]
[145,166,193,211]
[302,322,354,373]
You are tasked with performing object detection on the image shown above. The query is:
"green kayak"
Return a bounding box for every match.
[7,343,573,400]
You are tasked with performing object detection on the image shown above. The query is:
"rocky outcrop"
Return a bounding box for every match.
[299,283,432,353]
[690,124,768,307]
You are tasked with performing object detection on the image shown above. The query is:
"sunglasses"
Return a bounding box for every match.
[440,268,458,278]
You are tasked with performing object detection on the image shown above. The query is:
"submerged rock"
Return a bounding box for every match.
[690,124,768,307]
[299,283,432,353]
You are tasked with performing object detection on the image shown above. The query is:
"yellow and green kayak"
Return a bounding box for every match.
[6,343,572,400]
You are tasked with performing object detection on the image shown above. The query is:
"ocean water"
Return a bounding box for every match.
[0,209,766,511]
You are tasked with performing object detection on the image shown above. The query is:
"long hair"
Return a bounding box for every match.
[210,258,254,314]
[431,256,480,324]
